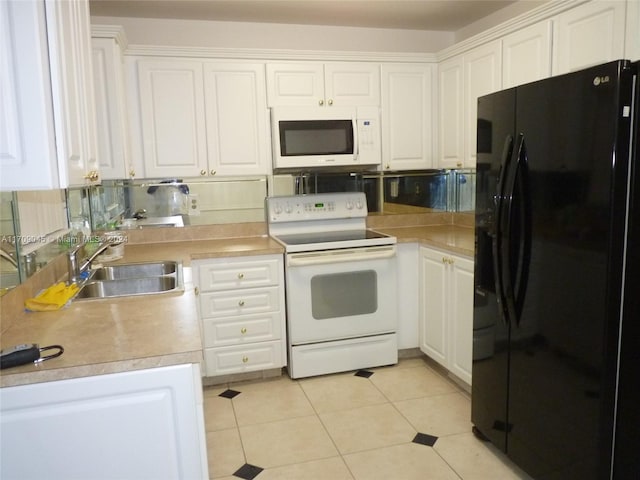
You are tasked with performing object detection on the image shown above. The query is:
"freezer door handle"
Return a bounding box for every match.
[499,133,532,326]
[493,135,514,324]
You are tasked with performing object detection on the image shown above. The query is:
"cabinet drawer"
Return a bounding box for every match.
[204,341,284,376]
[196,257,281,291]
[199,286,280,318]
[202,312,282,347]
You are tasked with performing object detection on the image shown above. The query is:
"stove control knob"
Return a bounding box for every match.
[273,203,283,215]
[285,203,293,214]
[355,199,364,209]
[346,200,354,210]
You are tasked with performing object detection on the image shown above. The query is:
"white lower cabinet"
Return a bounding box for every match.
[0,364,208,479]
[194,254,287,377]
[419,246,474,385]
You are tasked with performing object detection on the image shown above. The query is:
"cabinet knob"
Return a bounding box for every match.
[210,170,216,176]
[238,300,245,307]
[84,171,99,182]
[240,327,247,334]
[237,273,244,280]
[129,169,136,178]
[318,99,324,106]
[385,164,390,170]
[456,162,463,168]
[327,98,333,106]
[242,356,249,363]
[194,286,199,296]
[200,170,207,176]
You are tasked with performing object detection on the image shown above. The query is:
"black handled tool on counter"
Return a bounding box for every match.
[0,344,64,369]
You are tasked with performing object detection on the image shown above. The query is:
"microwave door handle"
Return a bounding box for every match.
[352,118,359,158]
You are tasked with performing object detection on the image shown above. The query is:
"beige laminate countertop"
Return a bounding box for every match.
[0,227,473,388]
[379,224,475,257]
[0,236,283,388]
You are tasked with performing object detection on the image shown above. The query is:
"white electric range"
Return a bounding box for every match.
[266,192,398,378]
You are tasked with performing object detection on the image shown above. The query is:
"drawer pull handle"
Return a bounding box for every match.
[242,356,249,363]
[241,327,247,334]
[238,300,245,307]
[237,273,244,279]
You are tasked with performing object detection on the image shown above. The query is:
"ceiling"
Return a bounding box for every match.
[89,0,520,31]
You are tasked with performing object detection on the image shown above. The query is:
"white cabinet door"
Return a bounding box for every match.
[266,62,380,107]
[137,59,208,178]
[380,64,435,171]
[92,36,131,180]
[0,364,208,480]
[203,63,270,176]
[420,246,474,385]
[553,0,626,75]
[438,56,464,169]
[627,0,640,61]
[502,20,552,88]
[464,40,502,169]
[45,0,100,187]
[266,62,325,106]
[324,62,380,106]
[448,254,474,385]
[0,0,58,190]
[419,247,448,367]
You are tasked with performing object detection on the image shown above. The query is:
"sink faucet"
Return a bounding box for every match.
[67,239,114,284]
[0,247,18,268]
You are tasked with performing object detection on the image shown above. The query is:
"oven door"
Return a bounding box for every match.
[285,245,397,344]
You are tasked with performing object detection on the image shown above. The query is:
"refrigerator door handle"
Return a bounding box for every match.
[493,135,514,324]
[500,133,532,326]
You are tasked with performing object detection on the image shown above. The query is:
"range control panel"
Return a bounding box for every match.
[266,192,368,223]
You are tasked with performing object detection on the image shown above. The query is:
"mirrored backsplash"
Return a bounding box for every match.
[80,170,476,231]
[1,169,475,292]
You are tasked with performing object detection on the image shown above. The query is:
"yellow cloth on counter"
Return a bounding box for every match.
[25,282,79,312]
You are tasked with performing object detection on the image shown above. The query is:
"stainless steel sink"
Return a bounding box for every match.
[74,261,183,300]
[91,261,177,280]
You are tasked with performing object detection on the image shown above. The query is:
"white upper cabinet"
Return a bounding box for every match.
[438,56,464,169]
[1,0,58,190]
[92,33,133,180]
[502,20,552,88]
[626,0,640,61]
[45,0,100,187]
[134,58,269,178]
[439,40,501,169]
[464,40,502,169]
[1,0,99,190]
[380,64,435,171]
[137,59,207,178]
[266,62,380,107]
[203,63,270,176]
[553,0,626,75]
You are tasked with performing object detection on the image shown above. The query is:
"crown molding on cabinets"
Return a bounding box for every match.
[91,24,128,50]
[123,44,437,63]
[437,0,588,61]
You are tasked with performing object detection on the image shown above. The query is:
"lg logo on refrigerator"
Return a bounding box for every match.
[593,75,611,86]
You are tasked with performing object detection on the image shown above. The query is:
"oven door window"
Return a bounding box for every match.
[279,120,354,156]
[311,270,377,319]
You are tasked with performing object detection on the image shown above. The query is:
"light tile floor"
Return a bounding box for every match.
[203,357,534,480]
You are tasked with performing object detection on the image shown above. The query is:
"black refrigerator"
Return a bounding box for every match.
[472,59,639,479]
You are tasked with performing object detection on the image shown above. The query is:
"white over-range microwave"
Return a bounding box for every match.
[270,106,381,171]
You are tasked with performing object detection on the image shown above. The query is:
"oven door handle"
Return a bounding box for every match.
[287,245,396,267]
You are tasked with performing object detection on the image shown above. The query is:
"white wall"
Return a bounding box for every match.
[91,16,454,54]
[455,0,550,42]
